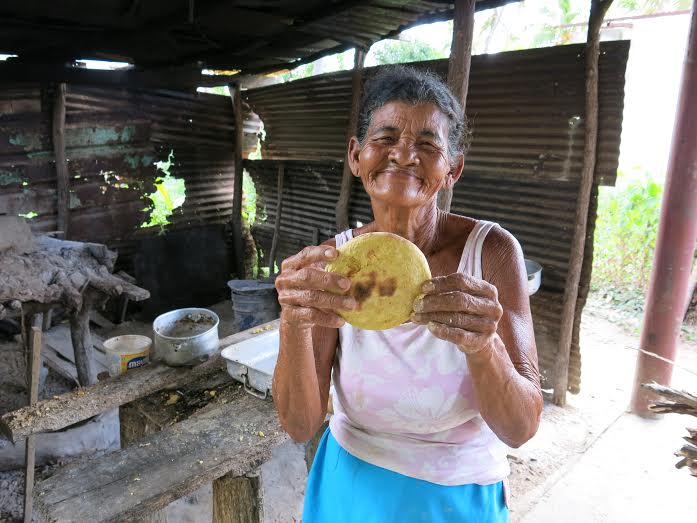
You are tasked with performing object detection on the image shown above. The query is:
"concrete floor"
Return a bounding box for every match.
[510,305,697,522]
[519,413,697,523]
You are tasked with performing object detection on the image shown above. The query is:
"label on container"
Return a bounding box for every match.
[108,349,150,377]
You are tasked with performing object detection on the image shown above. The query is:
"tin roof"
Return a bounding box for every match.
[0,0,517,76]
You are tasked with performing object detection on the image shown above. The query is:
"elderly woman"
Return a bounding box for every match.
[272,66,542,522]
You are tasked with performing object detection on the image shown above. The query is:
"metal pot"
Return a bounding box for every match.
[525,259,543,296]
[153,308,219,366]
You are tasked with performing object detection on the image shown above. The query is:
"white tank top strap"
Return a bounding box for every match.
[456,220,499,279]
[334,229,354,248]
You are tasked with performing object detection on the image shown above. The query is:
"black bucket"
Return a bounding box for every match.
[228,279,281,332]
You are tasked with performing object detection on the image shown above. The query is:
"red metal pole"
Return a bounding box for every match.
[630,2,697,416]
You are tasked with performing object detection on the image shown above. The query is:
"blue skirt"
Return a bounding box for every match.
[303,428,509,523]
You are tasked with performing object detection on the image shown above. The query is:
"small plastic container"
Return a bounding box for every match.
[103,335,152,377]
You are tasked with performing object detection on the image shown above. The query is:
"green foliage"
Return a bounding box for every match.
[241,170,257,226]
[591,169,663,308]
[370,38,449,66]
[140,151,186,233]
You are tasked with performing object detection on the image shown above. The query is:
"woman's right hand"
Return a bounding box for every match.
[275,246,356,329]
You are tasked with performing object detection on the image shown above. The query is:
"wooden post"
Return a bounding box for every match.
[52,83,70,239]
[553,0,614,406]
[268,163,285,274]
[213,472,262,523]
[336,48,366,232]
[230,83,246,279]
[23,326,42,523]
[70,290,97,386]
[437,0,476,212]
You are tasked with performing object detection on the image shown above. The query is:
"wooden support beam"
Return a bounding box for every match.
[0,320,280,443]
[268,163,285,275]
[213,472,261,523]
[52,83,69,240]
[553,0,614,407]
[438,0,476,213]
[336,48,366,232]
[23,326,42,523]
[69,289,97,386]
[0,62,239,89]
[231,83,247,279]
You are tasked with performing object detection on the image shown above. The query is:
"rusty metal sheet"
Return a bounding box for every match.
[0,82,261,274]
[246,41,628,187]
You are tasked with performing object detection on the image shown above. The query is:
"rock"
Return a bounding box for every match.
[0,217,34,254]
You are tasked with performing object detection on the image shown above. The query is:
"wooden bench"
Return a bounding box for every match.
[2,320,300,523]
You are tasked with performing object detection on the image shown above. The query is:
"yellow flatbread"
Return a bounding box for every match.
[326,232,432,330]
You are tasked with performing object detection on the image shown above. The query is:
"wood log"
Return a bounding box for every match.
[268,163,285,275]
[231,82,246,279]
[213,473,261,523]
[0,320,280,442]
[437,0,475,212]
[553,0,614,406]
[643,382,697,411]
[33,393,286,523]
[70,289,98,386]
[336,48,366,232]
[52,83,69,240]
[23,326,42,523]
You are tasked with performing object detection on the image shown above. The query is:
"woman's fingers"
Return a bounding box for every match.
[410,312,497,335]
[279,289,357,311]
[277,266,351,294]
[281,245,339,272]
[426,321,494,355]
[413,291,502,319]
[422,273,498,300]
[281,305,345,329]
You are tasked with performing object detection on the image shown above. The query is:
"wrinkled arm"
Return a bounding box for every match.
[470,228,542,447]
[412,227,542,447]
[271,242,355,442]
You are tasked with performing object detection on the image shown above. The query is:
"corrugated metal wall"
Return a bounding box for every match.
[0,83,260,270]
[245,41,629,393]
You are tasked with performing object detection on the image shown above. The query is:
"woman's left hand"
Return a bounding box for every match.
[411,273,503,355]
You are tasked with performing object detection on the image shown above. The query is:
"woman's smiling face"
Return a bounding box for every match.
[349,101,462,208]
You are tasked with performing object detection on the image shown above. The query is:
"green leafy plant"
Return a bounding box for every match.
[591,169,663,310]
[140,151,186,233]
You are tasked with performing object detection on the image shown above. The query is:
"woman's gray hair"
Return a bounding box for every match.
[356,65,472,160]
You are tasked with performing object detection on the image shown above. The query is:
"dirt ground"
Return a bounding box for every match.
[1,300,696,522]
[508,302,697,521]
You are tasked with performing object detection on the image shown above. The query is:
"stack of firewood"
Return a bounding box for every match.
[644,382,697,477]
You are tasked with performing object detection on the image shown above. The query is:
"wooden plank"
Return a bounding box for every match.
[0,320,281,442]
[41,346,80,385]
[437,0,475,212]
[231,82,246,279]
[44,323,108,371]
[52,82,70,240]
[553,0,614,406]
[34,393,287,523]
[268,163,285,274]
[23,326,42,523]
[335,49,366,232]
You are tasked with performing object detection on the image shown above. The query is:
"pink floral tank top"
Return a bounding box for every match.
[329,221,510,486]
